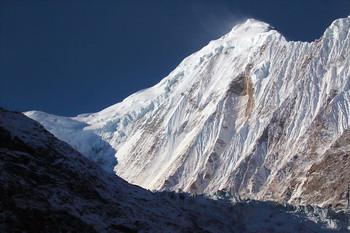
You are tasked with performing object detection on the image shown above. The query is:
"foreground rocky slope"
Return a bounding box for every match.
[1,108,350,232]
[27,16,350,208]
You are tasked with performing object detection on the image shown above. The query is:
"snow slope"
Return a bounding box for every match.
[1,108,349,232]
[26,17,350,209]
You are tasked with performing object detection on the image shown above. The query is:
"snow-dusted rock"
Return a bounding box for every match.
[26,16,350,209]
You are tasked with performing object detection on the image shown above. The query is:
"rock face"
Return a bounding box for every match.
[301,129,350,209]
[26,17,350,209]
[3,108,350,232]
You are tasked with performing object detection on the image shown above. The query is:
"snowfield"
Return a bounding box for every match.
[26,16,350,209]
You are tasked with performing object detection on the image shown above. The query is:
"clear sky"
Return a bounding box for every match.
[1,0,350,116]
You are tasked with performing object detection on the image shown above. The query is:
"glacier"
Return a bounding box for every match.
[26,17,350,209]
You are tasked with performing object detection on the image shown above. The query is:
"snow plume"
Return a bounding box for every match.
[189,1,252,43]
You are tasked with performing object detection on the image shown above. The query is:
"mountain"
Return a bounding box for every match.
[3,108,349,232]
[26,17,350,209]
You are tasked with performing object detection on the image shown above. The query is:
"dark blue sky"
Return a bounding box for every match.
[1,0,350,116]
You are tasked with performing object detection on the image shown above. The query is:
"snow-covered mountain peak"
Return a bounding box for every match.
[26,17,350,209]
[322,15,350,41]
[62,18,281,127]
[229,18,275,35]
